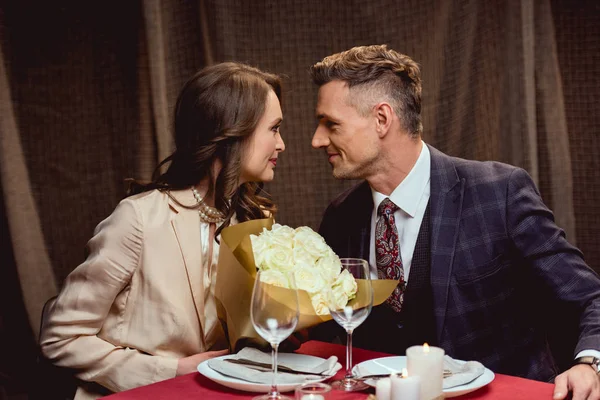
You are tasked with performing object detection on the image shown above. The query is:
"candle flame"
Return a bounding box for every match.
[401,368,408,378]
[423,342,430,352]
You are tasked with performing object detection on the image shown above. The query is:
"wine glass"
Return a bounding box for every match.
[326,258,373,391]
[251,270,300,400]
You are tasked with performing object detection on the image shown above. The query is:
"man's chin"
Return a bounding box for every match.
[332,168,356,180]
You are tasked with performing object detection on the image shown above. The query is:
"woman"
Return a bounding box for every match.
[40,62,285,399]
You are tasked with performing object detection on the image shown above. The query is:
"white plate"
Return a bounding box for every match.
[197,353,340,393]
[353,356,495,398]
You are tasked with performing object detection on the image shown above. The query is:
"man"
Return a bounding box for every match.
[310,44,600,399]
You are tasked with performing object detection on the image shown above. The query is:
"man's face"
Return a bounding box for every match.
[312,80,380,180]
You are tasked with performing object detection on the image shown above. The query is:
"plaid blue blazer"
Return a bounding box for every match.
[318,145,600,382]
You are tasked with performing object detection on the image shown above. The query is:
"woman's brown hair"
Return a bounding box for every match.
[128,62,281,236]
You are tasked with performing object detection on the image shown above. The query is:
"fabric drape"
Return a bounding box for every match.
[0,0,597,362]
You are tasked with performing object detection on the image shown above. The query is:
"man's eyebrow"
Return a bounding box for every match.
[316,112,333,120]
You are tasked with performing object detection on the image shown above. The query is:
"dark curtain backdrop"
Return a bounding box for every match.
[0,0,598,398]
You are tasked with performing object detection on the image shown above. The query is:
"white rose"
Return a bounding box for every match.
[293,227,331,261]
[316,252,342,284]
[334,269,358,299]
[271,223,294,234]
[250,233,270,267]
[293,264,326,293]
[257,226,274,241]
[262,247,294,272]
[259,269,290,288]
[331,285,350,310]
[269,224,296,248]
[293,245,318,266]
[294,226,314,235]
[310,292,330,315]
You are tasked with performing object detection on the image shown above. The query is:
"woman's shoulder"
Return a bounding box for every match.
[125,188,166,203]
[121,189,175,211]
[107,189,171,227]
[119,188,198,222]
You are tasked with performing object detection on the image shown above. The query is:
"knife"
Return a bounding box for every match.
[354,370,453,381]
[224,358,330,376]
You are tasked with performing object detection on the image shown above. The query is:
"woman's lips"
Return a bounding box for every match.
[269,158,277,166]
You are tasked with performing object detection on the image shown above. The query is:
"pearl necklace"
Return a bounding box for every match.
[191,187,225,224]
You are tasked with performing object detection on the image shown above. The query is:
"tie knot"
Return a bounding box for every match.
[378,198,398,216]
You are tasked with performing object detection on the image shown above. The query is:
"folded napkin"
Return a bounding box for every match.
[353,355,485,390]
[442,355,485,389]
[208,347,341,384]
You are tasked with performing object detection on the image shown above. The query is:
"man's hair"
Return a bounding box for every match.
[310,44,422,137]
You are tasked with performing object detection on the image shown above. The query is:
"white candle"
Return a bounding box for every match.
[406,343,444,400]
[300,395,324,400]
[390,369,420,400]
[375,377,391,400]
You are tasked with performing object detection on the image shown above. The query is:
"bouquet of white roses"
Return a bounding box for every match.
[250,224,357,315]
[214,218,397,351]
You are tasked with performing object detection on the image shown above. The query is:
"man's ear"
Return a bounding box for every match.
[374,102,394,138]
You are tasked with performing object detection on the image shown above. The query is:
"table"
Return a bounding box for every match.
[103,341,554,399]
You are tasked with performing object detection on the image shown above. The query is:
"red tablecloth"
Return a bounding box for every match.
[103,341,554,399]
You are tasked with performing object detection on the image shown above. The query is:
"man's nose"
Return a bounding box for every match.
[311,126,329,149]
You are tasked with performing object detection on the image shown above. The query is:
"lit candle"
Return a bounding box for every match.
[375,377,391,400]
[406,343,444,400]
[300,395,324,400]
[390,369,420,400]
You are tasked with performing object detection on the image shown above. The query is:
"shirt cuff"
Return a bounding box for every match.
[575,349,600,359]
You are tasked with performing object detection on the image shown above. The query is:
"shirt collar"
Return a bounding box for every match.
[371,141,431,218]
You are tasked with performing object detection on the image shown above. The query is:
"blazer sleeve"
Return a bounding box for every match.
[40,198,178,393]
[507,168,600,354]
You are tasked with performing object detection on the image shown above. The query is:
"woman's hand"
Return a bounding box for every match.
[176,349,229,376]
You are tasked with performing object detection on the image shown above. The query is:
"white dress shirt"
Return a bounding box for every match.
[369,141,430,281]
[367,141,599,361]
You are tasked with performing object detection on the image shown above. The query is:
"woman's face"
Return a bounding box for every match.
[240,90,285,183]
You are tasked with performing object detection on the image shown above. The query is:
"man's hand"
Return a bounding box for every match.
[177,349,229,376]
[553,364,600,400]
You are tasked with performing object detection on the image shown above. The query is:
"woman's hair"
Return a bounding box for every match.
[128,62,281,235]
[310,44,422,137]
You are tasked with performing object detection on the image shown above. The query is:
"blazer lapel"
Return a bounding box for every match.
[169,196,206,344]
[428,145,465,342]
[350,181,374,261]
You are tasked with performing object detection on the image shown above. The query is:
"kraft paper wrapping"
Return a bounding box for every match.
[214,218,398,351]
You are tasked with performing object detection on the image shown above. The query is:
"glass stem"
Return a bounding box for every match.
[345,329,354,378]
[270,343,279,397]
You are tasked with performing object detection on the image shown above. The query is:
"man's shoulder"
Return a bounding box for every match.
[327,181,371,210]
[456,158,519,181]
[433,147,526,188]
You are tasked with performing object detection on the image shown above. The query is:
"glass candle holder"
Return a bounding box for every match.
[294,382,332,400]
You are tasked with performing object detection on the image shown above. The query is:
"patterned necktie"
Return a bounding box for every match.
[375,198,405,312]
